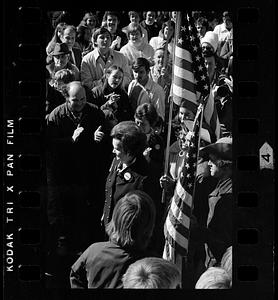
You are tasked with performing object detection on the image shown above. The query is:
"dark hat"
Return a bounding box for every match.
[199,137,232,161]
[52,43,70,56]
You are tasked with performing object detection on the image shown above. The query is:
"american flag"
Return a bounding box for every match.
[163,102,203,265]
[172,11,221,141]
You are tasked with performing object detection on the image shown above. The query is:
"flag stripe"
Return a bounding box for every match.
[175,46,192,63]
[168,206,190,238]
[173,72,196,94]
[172,83,197,102]
[164,12,212,267]
[173,63,194,84]
[174,56,193,73]
[172,194,192,220]
[165,234,188,257]
[165,215,189,249]
[175,179,193,207]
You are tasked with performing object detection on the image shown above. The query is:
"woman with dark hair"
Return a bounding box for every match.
[134,103,164,166]
[79,12,98,33]
[102,120,164,256]
[70,190,156,288]
[90,65,133,122]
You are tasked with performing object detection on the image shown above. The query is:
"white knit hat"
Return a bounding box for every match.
[201,31,219,53]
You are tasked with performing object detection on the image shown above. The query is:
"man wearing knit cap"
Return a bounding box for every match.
[201,31,219,57]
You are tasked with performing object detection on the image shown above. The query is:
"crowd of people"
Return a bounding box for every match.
[44,10,233,289]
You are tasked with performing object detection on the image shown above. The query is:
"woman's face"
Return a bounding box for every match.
[86,17,96,29]
[107,69,123,89]
[135,117,151,134]
[163,25,174,40]
[60,28,76,50]
[112,138,131,163]
[178,107,194,123]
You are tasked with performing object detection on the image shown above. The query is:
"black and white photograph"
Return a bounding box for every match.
[2,3,274,299]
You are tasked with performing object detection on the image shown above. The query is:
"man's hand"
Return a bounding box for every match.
[72,126,84,142]
[110,36,121,49]
[159,174,176,189]
[94,125,104,142]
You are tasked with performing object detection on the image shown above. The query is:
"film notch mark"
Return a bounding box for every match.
[19,117,41,135]
[18,7,41,23]
[18,44,41,61]
[18,265,41,281]
[18,155,41,171]
[18,191,40,208]
[18,228,40,245]
[18,81,42,98]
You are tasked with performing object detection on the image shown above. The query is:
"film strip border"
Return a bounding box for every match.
[3,3,275,299]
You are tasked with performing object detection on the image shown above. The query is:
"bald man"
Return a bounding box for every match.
[46,81,107,258]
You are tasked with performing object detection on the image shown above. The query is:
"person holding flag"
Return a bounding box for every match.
[161,11,224,288]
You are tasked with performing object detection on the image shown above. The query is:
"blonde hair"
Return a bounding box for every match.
[122,257,181,288]
[221,246,232,281]
[106,190,156,251]
[195,267,231,289]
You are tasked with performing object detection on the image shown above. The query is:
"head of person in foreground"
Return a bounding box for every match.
[122,257,181,288]
[105,190,156,252]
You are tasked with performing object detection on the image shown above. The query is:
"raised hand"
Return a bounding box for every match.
[72,126,84,142]
[94,125,104,143]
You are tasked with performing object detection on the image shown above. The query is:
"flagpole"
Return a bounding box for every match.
[161,11,181,204]
[182,98,205,289]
